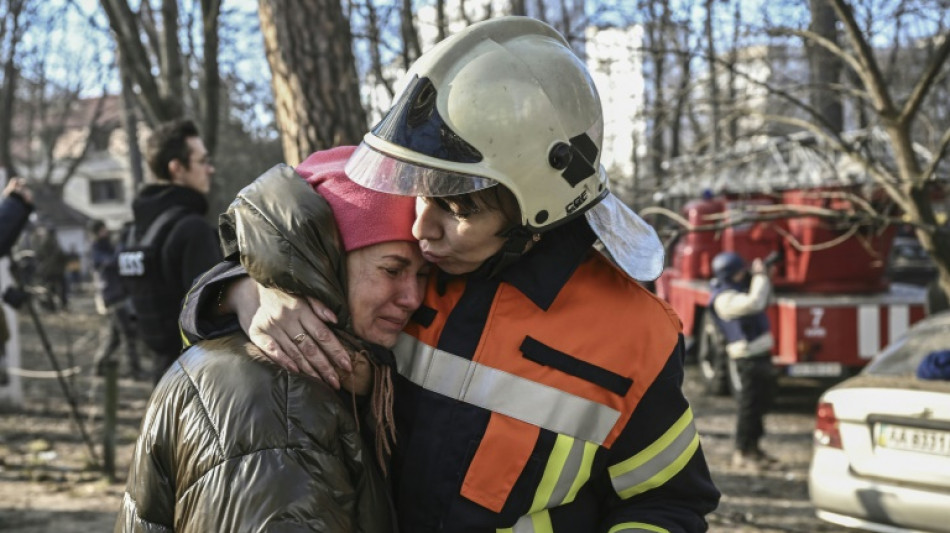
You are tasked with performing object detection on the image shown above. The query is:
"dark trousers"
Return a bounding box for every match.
[93,304,141,375]
[734,354,775,453]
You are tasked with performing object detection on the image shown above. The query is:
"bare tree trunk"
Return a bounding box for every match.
[646,0,670,184]
[704,0,720,151]
[258,0,367,165]
[910,189,950,314]
[366,1,394,99]
[726,0,740,142]
[509,0,526,16]
[118,51,144,189]
[532,0,546,23]
[807,0,842,133]
[436,0,447,41]
[0,0,27,177]
[400,0,421,70]
[200,0,221,154]
[159,0,184,117]
[670,24,691,159]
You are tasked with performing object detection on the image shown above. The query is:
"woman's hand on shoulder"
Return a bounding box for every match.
[240,280,352,389]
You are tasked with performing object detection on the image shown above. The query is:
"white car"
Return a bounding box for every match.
[808,311,950,533]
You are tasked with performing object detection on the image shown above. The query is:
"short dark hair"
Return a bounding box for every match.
[146,118,201,181]
[88,219,106,234]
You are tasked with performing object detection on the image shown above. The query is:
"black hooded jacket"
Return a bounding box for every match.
[131,183,221,300]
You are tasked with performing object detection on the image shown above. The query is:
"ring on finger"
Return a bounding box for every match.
[293,333,307,345]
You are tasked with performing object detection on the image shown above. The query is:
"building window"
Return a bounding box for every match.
[89,179,124,204]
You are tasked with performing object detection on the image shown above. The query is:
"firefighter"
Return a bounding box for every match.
[181,17,720,531]
[709,251,779,470]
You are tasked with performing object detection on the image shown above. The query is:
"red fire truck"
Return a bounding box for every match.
[652,133,931,395]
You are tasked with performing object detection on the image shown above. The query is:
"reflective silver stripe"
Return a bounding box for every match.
[549,436,587,505]
[609,409,699,498]
[512,515,533,533]
[394,334,621,445]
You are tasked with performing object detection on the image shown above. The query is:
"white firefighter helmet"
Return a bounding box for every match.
[346,16,664,280]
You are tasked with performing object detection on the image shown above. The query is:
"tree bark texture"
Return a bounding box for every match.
[258,0,367,166]
[400,0,421,70]
[200,0,221,155]
[100,0,168,125]
[704,0,720,152]
[807,0,842,133]
[0,0,27,177]
[824,0,950,306]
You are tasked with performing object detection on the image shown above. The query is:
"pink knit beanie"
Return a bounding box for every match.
[295,145,416,252]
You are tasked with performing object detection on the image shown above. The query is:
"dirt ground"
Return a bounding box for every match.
[0,288,851,532]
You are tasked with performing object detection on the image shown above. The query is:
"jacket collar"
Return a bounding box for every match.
[497,218,596,311]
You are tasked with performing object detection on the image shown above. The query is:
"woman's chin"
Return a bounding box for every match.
[364,324,403,348]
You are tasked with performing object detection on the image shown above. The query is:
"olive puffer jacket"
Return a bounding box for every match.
[115,165,395,533]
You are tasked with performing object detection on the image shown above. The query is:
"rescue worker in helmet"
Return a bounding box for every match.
[180,16,720,531]
[709,251,778,470]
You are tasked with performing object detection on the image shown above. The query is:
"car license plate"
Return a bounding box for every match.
[786,362,842,377]
[874,423,950,456]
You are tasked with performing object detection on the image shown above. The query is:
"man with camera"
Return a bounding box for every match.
[709,251,779,470]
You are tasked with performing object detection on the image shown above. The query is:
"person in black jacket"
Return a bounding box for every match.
[128,118,222,383]
[89,220,143,380]
[0,177,33,258]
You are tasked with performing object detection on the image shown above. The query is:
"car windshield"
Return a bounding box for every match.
[864,317,950,376]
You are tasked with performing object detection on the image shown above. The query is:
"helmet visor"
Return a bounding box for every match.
[345,142,497,197]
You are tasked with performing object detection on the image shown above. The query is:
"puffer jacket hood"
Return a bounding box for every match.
[218,164,353,331]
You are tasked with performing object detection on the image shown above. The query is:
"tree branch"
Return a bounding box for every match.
[920,125,950,183]
[827,0,897,118]
[100,0,164,126]
[900,31,950,126]
[768,26,865,83]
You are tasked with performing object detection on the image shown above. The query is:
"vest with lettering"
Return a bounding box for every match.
[118,206,187,355]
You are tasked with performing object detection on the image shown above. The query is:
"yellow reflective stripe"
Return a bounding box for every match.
[528,434,573,513]
[564,440,598,504]
[607,408,700,499]
[498,509,553,533]
[530,509,554,533]
[527,435,599,514]
[608,522,669,533]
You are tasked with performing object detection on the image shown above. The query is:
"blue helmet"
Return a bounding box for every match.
[712,251,747,281]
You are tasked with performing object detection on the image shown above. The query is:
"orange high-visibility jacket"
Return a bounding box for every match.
[387,219,719,532]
